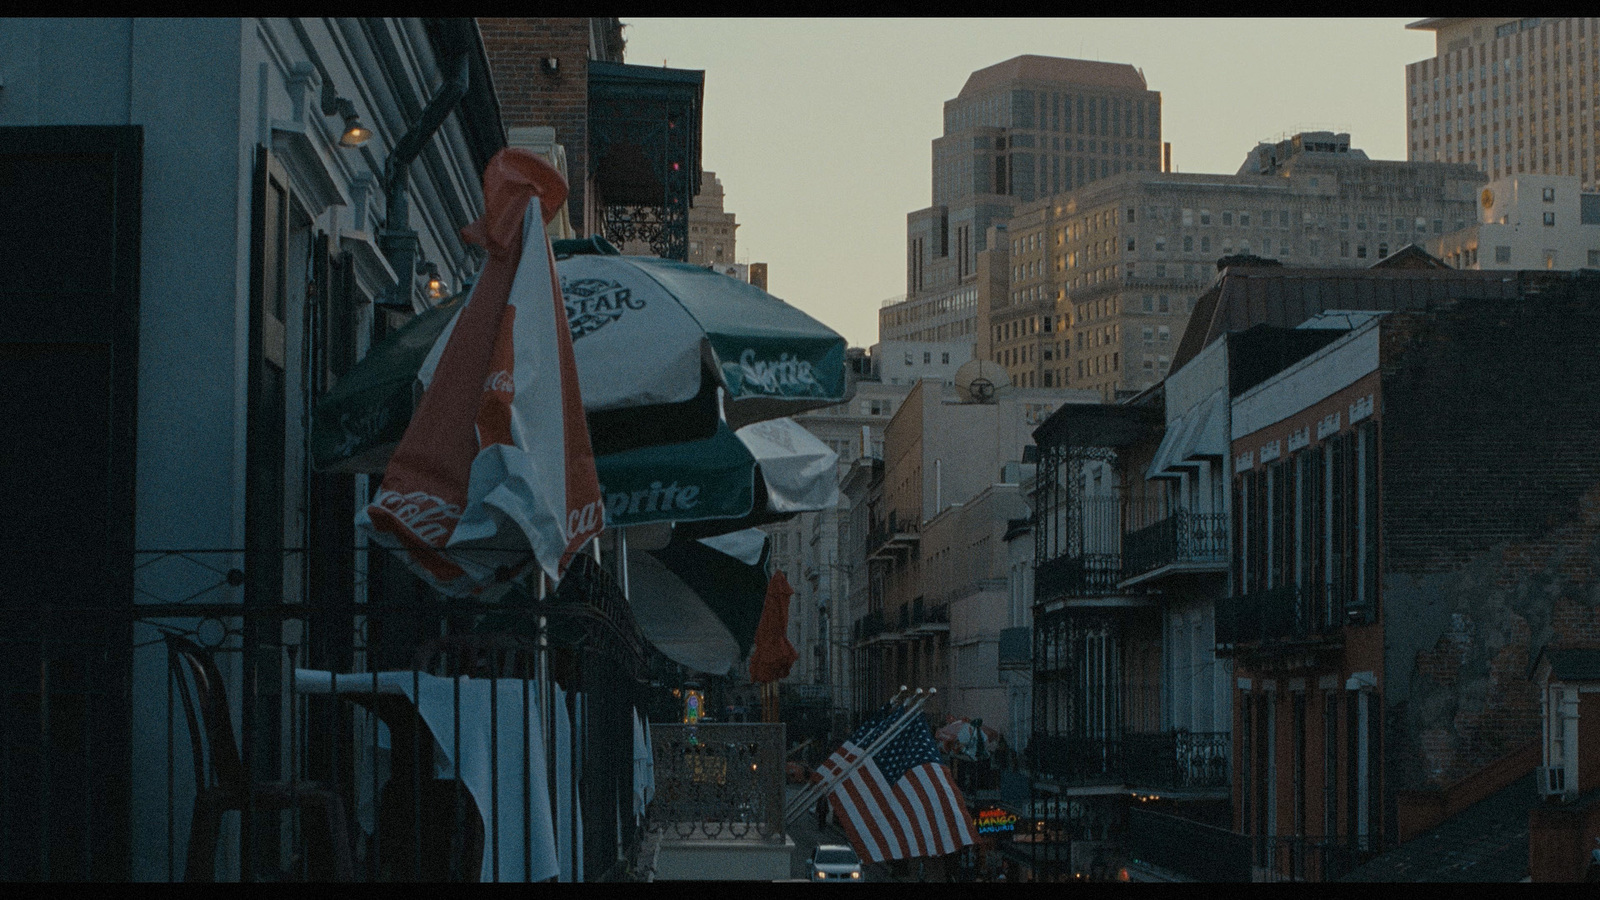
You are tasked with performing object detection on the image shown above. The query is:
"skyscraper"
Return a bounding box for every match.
[886,56,1163,347]
[1405,18,1599,187]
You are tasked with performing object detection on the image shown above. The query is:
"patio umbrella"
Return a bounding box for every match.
[560,252,851,454]
[311,249,852,471]
[934,718,1003,760]
[625,529,772,676]
[357,148,603,595]
[594,416,838,534]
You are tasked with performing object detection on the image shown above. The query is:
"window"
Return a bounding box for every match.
[1378,243,1389,258]
[1222,211,1234,226]
[1200,209,1212,225]
[1183,236,1194,252]
[1545,249,1559,269]
[941,351,950,364]
[1496,245,1512,264]
[1127,238,1136,252]
[1158,325,1171,342]
[1142,295,1153,312]
[1201,236,1211,252]
[1155,235,1167,252]
[923,351,932,364]
[904,352,913,366]
[1356,244,1368,259]
[1142,326,1154,344]
[1240,212,1251,227]
[1544,211,1557,226]
[1158,295,1171,313]
[1544,186,1557,202]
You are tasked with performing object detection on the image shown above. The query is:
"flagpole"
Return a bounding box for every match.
[783,688,935,824]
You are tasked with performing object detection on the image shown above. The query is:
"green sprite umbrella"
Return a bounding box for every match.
[594,416,838,534]
[625,529,772,676]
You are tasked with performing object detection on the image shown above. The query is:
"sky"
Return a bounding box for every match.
[620,18,1439,349]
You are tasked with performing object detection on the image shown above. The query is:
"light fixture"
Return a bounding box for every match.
[540,57,559,76]
[320,80,372,148]
[419,261,446,301]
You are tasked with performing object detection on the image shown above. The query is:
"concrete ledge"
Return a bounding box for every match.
[653,833,795,881]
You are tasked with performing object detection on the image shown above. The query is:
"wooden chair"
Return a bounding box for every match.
[165,633,356,882]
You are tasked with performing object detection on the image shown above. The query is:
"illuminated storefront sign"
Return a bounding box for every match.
[975,807,1017,836]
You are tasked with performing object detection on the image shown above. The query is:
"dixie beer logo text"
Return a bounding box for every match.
[562,277,646,339]
[371,488,463,544]
[738,349,818,394]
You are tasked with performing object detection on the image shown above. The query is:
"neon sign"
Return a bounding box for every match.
[975,808,1017,836]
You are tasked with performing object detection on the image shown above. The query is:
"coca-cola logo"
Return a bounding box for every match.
[738,349,818,394]
[483,369,514,394]
[562,277,646,340]
[370,488,463,545]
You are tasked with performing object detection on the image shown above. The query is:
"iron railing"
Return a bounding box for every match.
[1127,807,1251,882]
[1028,730,1230,791]
[646,724,785,842]
[1121,509,1229,579]
[0,547,650,882]
[1249,834,1377,882]
[1035,553,1123,599]
[1216,584,1346,649]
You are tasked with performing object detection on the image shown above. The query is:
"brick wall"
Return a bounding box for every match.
[1380,276,1600,794]
[477,18,594,233]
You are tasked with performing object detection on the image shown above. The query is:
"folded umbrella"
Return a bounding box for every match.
[357,149,603,595]
[625,529,771,676]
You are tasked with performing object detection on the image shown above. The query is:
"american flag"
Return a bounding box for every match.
[816,703,978,863]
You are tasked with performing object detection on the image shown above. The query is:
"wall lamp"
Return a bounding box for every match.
[418,261,447,302]
[320,81,372,147]
[540,57,560,76]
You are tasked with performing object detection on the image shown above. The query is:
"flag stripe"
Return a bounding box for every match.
[834,771,887,861]
[917,765,963,854]
[903,766,950,853]
[848,766,901,858]
[866,760,921,858]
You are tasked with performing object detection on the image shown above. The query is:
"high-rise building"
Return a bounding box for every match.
[984,133,1484,401]
[886,56,1163,347]
[685,170,738,266]
[1428,173,1600,269]
[1404,17,1599,187]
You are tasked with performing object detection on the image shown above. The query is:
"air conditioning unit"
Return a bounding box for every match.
[1540,764,1568,798]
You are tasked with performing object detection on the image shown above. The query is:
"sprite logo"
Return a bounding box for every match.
[738,349,817,394]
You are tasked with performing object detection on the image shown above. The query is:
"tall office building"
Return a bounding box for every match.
[885,56,1164,346]
[686,170,738,266]
[1405,17,1600,187]
[983,132,1483,400]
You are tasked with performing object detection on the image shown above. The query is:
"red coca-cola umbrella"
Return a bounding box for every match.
[357,149,603,596]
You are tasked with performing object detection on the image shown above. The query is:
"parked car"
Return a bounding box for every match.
[808,844,862,882]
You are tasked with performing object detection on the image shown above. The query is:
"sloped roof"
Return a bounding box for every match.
[1543,647,1600,682]
[1339,773,1535,882]
[1171,267,1524,372]
[958,55,1146,98]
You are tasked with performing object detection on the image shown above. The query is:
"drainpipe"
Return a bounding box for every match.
[378,52,470,312]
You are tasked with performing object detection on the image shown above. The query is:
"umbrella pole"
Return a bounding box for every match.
[617,528,629,600]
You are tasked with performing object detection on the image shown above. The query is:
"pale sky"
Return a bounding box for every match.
[621,18,1438,348]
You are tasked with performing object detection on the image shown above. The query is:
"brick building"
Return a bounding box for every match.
[1207,267,1600,879]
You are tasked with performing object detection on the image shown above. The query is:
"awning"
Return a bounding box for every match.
[1146,388,1227,481]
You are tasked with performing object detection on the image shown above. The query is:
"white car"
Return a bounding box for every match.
[808,844,863,882]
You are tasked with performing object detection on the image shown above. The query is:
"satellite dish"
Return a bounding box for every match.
[953,359,1010,404]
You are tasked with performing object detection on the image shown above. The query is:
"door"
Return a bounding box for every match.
[0,125,142,880]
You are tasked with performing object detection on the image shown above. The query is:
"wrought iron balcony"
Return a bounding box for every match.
[1035,553,1123,600]
[1121,508,1228,582]
[648,723,786,843]
[1027,730,1229,792]
[1215,584,1345,651]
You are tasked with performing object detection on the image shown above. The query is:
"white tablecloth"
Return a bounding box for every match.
[293,669,559,883]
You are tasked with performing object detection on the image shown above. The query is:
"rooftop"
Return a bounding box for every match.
[1339,773,1534,882]
[957,55,1147,99]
